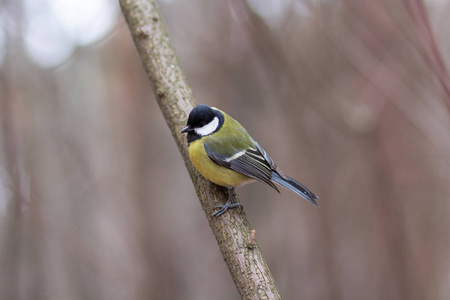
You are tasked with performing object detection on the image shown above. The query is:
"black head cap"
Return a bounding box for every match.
[186,104,216,128]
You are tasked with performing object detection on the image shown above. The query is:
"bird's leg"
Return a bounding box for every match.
[212,187,241,217]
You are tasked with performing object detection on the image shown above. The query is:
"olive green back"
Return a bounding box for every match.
[203,109,255,157]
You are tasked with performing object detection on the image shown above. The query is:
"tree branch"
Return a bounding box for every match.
[119,0,281,299]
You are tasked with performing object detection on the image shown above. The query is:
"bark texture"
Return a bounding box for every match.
[119,0,281,299]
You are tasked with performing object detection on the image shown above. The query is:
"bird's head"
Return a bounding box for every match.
[181,105,224,142]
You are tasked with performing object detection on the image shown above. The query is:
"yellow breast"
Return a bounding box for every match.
[189,139,253,187]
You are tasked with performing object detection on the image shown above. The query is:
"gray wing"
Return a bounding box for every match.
[204,142,280,191]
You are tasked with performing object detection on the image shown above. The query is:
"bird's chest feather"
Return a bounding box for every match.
[188,139,253,187]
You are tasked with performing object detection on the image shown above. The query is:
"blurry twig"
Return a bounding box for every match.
[404,0,450,110]
[119,0,281,299]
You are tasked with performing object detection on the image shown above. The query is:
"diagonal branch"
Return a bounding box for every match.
[119,0,282,298]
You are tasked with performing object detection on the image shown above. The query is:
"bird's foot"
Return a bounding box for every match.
[212,203,242,217]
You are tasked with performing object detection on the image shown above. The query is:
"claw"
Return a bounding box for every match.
[214,203,241,209]
[212,187,241,217]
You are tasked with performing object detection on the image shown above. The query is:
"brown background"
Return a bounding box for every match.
[1,0,450,299]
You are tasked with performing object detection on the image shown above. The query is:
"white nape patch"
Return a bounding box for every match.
[225,150,246,162]
[194,116,219,136]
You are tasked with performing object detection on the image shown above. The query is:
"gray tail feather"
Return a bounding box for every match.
[271,171,319,207]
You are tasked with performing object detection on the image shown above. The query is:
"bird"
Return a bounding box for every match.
[181,104,318,216]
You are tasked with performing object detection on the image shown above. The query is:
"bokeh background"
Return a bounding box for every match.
[2,0,450,299]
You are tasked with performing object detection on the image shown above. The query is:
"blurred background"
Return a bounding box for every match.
[1,0,450,299]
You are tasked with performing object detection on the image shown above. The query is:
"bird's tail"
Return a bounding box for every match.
[271,171,319,207]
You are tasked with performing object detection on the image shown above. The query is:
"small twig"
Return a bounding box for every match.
[247,229,256,249]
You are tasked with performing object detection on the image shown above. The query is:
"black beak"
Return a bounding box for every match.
[180,126,193,133]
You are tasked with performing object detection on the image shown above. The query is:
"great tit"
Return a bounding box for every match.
[181,104,318,216]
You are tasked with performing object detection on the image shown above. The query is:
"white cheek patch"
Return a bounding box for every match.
[194,117,219,136]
